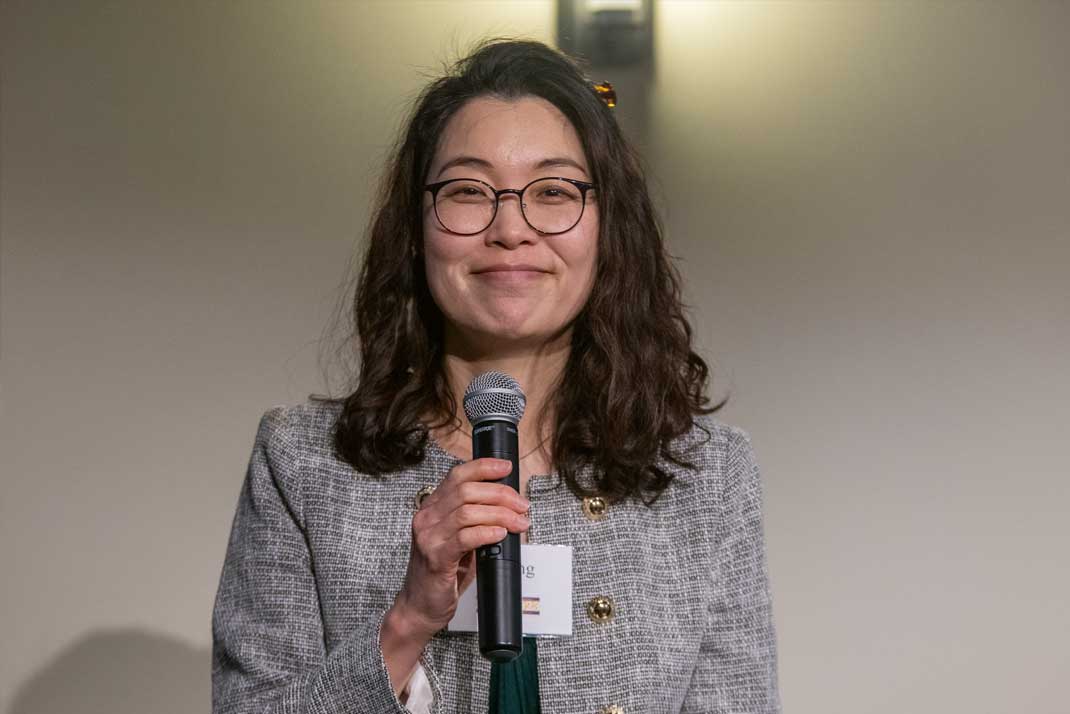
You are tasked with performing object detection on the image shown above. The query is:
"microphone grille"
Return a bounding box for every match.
[463,371,526,425]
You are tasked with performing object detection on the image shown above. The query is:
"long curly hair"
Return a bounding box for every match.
[329,39,723,504]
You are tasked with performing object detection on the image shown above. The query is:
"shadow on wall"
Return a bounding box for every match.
[9,629,209,714]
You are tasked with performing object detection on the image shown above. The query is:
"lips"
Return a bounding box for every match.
[471,263,551,274]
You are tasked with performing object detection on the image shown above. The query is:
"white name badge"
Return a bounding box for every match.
[447,544,573,637]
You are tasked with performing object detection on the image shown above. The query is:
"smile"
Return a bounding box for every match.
[471,264,552,285]
[472,264,551,274]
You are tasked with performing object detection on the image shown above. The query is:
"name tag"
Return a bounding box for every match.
[447,544,573,637]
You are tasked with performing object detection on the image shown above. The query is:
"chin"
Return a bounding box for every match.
[477,322,547,344]
[442,297,583,350]
[451,315,565,351]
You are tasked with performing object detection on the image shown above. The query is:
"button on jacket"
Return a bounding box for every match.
[212,401,781,713]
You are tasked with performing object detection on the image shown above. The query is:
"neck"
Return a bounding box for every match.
[437,328,571,452]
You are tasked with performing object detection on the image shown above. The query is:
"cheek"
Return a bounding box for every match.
[422,247,455,301]
[545,236,598,323]
[571,249,597,298]
[421,231,471,312]
[570,224,600,300]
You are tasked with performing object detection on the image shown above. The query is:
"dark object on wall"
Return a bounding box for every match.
[557,0,654,67]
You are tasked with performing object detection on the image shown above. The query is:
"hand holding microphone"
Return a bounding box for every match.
[392,457,529,635]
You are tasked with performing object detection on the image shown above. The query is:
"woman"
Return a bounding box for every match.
[212,39,780,714]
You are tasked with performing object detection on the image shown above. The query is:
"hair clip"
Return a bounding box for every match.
[592,81,617,109]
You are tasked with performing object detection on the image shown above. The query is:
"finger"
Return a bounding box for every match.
[417,502,527,553]
[416,503,528,569]
[415,483,527,539]
[447,458,514,485]
[454,525,510,555]
[433,480,529,515]
[420,458,520,513]
[415,522,510,573]
[446,503,531,532]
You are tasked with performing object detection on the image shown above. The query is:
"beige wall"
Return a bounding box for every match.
[2,1,1066,712]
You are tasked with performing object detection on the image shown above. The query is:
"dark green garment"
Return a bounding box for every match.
[488,637,541,714]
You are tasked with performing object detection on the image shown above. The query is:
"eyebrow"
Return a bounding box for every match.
[435,155,589,179]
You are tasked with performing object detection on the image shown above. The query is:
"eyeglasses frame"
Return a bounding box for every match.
[423,176,596,236]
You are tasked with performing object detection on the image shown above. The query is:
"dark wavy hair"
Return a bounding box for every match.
[329,38,723,504]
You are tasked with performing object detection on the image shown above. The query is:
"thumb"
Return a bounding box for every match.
[456,551,477,596]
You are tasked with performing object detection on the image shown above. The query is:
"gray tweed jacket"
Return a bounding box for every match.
[212,400,780,714]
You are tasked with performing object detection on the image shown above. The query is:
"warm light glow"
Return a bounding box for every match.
[587,0,643,9]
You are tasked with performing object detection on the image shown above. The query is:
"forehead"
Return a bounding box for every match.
[430,95,589,178]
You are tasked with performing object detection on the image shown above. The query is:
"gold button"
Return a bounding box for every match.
[598,706,624,714]
[587,595,614,623]
[413,485,435,510]
[582,496,608,521]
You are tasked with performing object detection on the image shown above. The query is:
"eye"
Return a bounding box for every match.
[531,181,581,203]
[441,180,493,202]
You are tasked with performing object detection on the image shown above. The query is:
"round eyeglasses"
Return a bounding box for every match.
[424,176,596,236]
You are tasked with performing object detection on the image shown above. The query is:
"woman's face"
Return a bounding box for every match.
[422,95,598,353]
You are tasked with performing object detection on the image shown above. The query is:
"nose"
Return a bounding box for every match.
[486,191,537,249]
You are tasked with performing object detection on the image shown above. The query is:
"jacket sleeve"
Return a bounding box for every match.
[681,428,782,713]
[211,407,415,714]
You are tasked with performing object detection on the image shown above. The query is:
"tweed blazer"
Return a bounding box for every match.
[212,400,780,714]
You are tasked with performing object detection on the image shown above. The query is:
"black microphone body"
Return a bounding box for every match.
[472,419,523,662]
[463,371,526,663]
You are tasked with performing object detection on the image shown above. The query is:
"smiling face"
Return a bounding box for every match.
[422,95,599,355]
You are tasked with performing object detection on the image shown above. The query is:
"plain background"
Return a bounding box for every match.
[2,1,1067,712]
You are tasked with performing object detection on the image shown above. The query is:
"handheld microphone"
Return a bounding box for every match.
[463,371,526,663]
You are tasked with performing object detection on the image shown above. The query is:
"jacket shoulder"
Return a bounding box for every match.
[255,397,343,453]
[655,414,758,504]
[671,414,753,465]
[250,398,345,494]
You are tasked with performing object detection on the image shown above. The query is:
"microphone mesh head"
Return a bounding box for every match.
[463,371,526,425]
